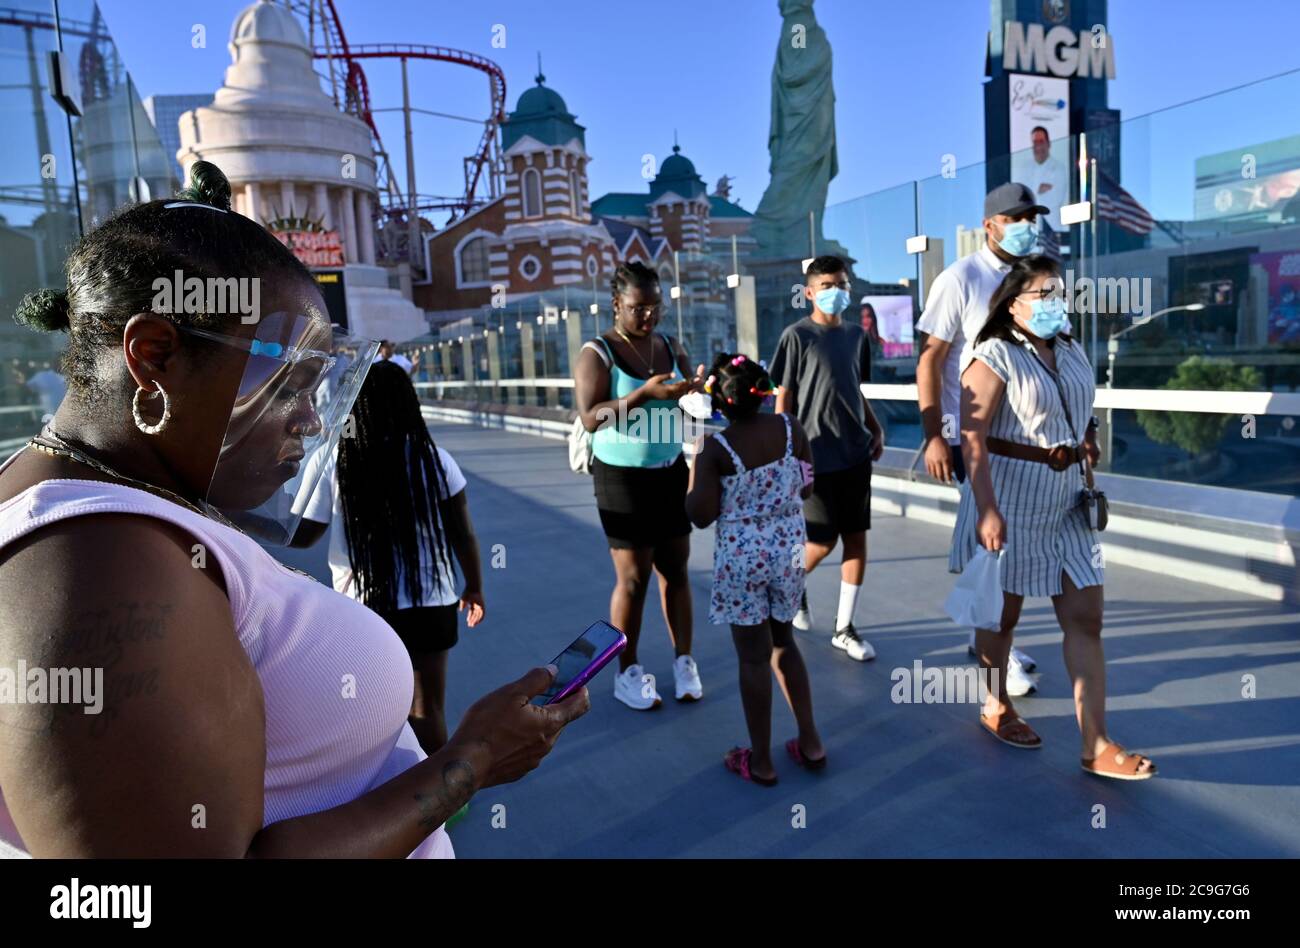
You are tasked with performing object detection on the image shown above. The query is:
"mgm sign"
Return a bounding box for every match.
[1002,20,1116,81]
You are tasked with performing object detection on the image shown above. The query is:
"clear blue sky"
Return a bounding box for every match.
[99,0,1299,215]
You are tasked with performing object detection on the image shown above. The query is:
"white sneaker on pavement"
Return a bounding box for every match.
[1011,646,1037,672]
[793,590,812,631]
[968,630,1038,675]
[614,664,661,710]
[673,654,703,701]
[831,624,875,662]
[1005,653,1036,697]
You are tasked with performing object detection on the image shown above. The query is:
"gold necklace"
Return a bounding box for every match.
[614,327,657,375]
[25,430,317,580]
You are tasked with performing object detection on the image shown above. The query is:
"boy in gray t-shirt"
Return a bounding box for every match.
[770,255,884,664]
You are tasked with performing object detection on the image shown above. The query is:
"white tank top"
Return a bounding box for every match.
[0,451,453,859]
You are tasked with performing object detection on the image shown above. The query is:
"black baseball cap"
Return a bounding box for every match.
[984,182,1049,220]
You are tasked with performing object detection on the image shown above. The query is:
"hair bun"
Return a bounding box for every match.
[176,160,233,211]
[13,288,71,333]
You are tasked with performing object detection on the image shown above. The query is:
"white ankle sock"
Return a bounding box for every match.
[836,581,861,632]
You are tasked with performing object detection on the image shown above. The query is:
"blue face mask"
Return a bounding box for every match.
[814,287,852,316]
[1024,297,1070,339]
[997,220,1036,257]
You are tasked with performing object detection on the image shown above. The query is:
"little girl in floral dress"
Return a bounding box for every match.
[685,354,827,786]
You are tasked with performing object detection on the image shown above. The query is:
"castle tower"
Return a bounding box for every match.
[647,143,711,253]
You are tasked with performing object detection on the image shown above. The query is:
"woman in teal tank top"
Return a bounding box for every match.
[590,342,687,467]
[574,263,706,711]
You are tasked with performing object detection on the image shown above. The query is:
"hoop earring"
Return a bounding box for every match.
[132,383,171,436]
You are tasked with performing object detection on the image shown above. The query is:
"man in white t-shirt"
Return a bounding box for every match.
[917,182,1048,485]
[373,340,416,374]
[915,182,1047,690]
[24,364,67,422]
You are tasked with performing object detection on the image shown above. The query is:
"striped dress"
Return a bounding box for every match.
[949,329,1103,597]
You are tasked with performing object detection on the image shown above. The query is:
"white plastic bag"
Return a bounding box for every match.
[568,416,594,475]
[944,547,1004,630]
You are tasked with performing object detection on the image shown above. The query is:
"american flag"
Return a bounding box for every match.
[1096,169,1155,235]
[1036,219,1061,263]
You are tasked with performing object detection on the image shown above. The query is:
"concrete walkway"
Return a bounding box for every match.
[279,423,1300,858]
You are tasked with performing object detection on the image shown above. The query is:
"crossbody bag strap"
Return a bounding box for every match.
[1024,338,1094,490]
[1041,346,1095,490]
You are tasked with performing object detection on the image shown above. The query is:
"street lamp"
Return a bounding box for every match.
[1101,301,1207,475]
[1106,303,1206,388]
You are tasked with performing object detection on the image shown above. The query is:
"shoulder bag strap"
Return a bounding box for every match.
[1040,345,1095,490]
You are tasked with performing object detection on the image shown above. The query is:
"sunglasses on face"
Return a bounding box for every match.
[1017,286,1064,300]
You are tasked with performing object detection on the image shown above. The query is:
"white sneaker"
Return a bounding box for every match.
[1011,646,1037,673]
[614,664,661,710]
[673,654,702,702]
[968,632,1037,675]
[831,624,875,662]
[793,590,812,631]
[1006,653,1036,697]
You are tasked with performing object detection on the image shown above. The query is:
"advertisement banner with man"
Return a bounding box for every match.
[1009,73,1070,228]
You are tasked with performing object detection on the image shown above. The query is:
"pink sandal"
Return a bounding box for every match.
[724,747,778,786]
[785,738,828,771]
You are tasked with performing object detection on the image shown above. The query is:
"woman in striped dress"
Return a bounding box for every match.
[952,254,1156,780]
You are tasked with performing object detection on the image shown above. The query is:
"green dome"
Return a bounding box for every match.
[512,82,570,119]
[650,145,707,201]
[502,72,585,150]
[658,151,697,179]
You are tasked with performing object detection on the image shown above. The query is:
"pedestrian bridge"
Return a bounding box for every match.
[278,421,1300,858]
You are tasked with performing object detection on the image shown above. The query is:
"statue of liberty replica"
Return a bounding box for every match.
[747,0,853,358]
[750,0,851,261]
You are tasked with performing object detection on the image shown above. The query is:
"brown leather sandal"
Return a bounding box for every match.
[1082,741,1157,780]
[980,708,1043,749]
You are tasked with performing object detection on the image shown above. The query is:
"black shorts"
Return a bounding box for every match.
[381,604,459,655]
[592,455,692,550]
[804,457,872,544]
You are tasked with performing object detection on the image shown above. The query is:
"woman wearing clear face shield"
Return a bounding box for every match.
[0,162,588,857]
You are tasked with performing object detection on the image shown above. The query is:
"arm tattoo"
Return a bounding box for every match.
[414,759,476,830]
[2,603,167,738]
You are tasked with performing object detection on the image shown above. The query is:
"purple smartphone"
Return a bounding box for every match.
[531,620,627,706]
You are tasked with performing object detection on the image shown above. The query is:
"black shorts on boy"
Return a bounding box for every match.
[804,457,872,544]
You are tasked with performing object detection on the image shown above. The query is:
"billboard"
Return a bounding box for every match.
[1251,250,1300,345]
[267,217,346,268]
[1196,167,1300,221]
[1009,73,1071,227]
[1194,134,1300,221]
[861,295,914,359]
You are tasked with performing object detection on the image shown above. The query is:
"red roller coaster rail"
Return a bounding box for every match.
[294,0,507,222]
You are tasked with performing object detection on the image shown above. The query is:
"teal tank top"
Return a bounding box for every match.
[590,334,685,468]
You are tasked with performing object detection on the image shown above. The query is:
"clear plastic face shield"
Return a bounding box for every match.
[187,312,379,545]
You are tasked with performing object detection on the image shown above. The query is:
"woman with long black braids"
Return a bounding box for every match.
[0,161,585,857]
[328,360,485,756]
